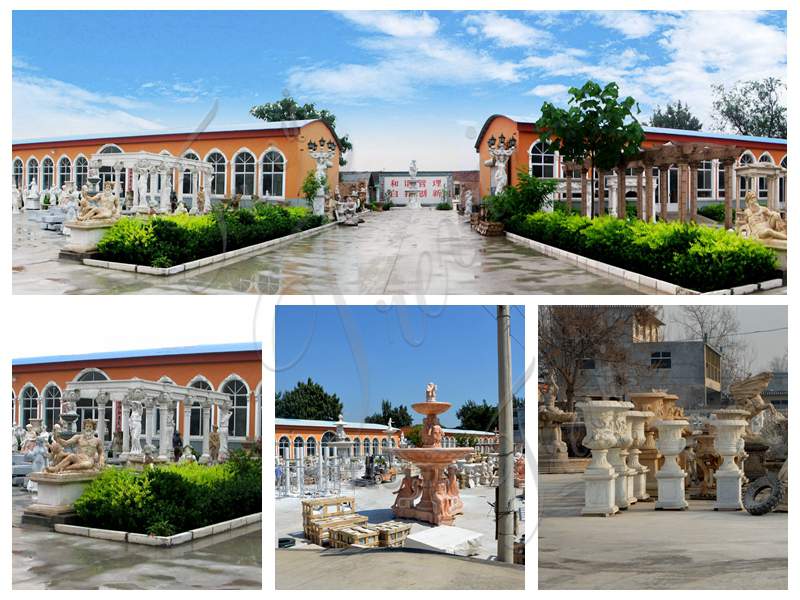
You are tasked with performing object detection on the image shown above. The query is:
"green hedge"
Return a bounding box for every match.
[96,204,326,268]
[698,203,726,222]
[73,451,261,536]
[506,212,778,292]
[435,202,452,210]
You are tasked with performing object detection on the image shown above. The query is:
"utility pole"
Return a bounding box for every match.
[496,305,514,563]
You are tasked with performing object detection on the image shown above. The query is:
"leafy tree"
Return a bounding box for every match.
[275,378,342,421]
[712,78,786,139]
[648,100,702,131]
[364,399,413,428]
[405,424,423,448]
[455,399,498,432]
[249,97,353,165]
[486,169,558,223]
[536,80,645,216]
[301,169,327,207]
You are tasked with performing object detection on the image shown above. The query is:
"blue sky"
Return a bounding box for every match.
[275,305,526,427]
[12,10,786,170]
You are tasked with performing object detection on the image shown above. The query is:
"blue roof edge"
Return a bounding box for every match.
[12,342,261,366]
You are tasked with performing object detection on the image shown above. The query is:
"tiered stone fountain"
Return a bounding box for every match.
[389,383,473,525]
[406,160,421,209]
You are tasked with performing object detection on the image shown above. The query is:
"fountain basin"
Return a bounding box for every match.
[411,402,452,417]
[390,447,473,466]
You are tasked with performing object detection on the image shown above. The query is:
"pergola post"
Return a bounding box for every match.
[678,163,688,223]
[659,166,669,222]
[617,168,627,219]
[644,166,654,222]
[144,396,155,449]
[564,170,572,211]
[182,400,192,449]
[95,393,108,443]
[597,170,606,216]
[724,160,735,230]
[635,167,644,221]
[121,396,130,453]
[581,168,589,217]
[158,394,170,460]
[689,162,698,222]
[767,173,778,211]
[200,402,211,463]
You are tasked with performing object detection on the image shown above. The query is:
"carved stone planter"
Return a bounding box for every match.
[627,410,654,501]
[607,401,636,509]
[655,420,690,510]
[710,418,748,511]
[576,400,621,516]
[474,220,505,236]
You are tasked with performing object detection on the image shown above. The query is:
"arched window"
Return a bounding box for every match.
[362,438,370,455]
[74,157,89,189]
[21,385,38,427]
[42,157,54,190]
[372,438,380,456]
[222,378,249,438]
[27,158,39,186]
[183,152,199,195]
[233,152,256,195]
[529,142,555,178]
[206,152,226,196]
[758,153,773,200]
[697,161,712,198]
[306,436,317,456]
[75,369,111,439]
[58,157,71,187]
[13,159,23,189]
[43,384,61,432]
[98,145,123,194]
[779,156,787,205]
[739,152,754,199]
[321,431,336,456]
[352,437,360,456]
[293,435,304,459]
[189,379,212,437]
[278,435,291,459]
[261,150,285,197]
[76,369,109,382]
[381,439,389,454]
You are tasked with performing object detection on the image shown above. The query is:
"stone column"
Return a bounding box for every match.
[689,162,699,222]
[132,168,140,207]
[114,166,123,198]
[723,160,735,229]
[581,168,589,217]
[182,400,192,450]
[95,392,109,444]
[617,168,627,219]
[158,395,170,460]
[200,402,211,463]
[37,396,44,421]
[655,420,690,510]
[144,396,156,449]
[148,171,156,208]
[597,170,605,216]
[191,170,198,209]
[219,403,230,460]
[635,168,644,221]
[767,173,777,211]
[160,169,171,213]
[659,167,669,222]
[121,397,130,453]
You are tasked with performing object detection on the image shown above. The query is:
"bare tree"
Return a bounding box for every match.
[538,305,660,412]
[768,352,788,373]
[675,306,753,394]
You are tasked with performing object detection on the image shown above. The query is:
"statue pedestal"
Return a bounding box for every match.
[582,452,618,517]
[714,469,744,511]
[312,195,325,216]
[761,239,786,272]
[22,471,100,526]
[26,197,41,210]
[59,220,115,258]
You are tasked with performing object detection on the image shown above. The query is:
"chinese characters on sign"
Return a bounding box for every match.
[385,177,448,204]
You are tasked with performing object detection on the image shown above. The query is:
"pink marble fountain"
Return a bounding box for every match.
[389,383,473,525]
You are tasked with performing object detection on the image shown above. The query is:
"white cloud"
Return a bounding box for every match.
[526,83,569,98]
[339,11,439,38]
[595,11,662,38]
[463,12,550,47]
[13,74,162,140]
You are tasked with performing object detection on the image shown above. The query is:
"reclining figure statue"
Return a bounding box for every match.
[45,419,105,473]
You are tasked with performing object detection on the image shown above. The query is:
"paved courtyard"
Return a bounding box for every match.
[13,209,650,295]
[537,473,787,590]
[12,488,262,589]
[275,480,525,588]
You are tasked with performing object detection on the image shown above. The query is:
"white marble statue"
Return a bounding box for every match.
[137,171,149,210]
[77,181,120,223]
[21,424,38,453]
[25,434,50,492]
[409,160,418,178]
[175,201,188,215]
[426,382,437,402]
[12,186,22,212]
[49,185,60,207]
[129,401,143,455]
[464,190,473,215]
[738,191,787,241]
[45,419,105,473]
[160,171,172,212]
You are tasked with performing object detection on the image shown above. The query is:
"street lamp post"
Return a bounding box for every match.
[308,138,337,216]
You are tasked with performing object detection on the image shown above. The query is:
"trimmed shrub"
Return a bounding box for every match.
[73,450,261,536]
[698,203,726,222]
[96,205,325,267]
[435,202,452,210]
[506,212,778,292]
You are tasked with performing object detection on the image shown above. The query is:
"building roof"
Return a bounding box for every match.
[12,119,344,151]
[12,342,262,366]
[442,428,496,436]
[474,114,787,150]
[275,418,392,432]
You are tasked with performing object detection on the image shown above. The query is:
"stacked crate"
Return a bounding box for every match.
[329,524,380,549]
[372,521,412,548]
[302,497,365,546]
[306,514,370,546]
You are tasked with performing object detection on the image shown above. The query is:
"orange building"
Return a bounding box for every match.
[475,114,787,211]
[11,119,341,204]
[275,418,402,459]
[12,343,262,449]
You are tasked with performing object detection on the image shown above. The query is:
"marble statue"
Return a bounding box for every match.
[426,382,437,402]
[179,445,197,464]
[739,191,787,240]
[129,401,143,455]
[209,426,220,463]
[392,468,423,509]
[137,172,149,209]
[21,424,38,453]
[27,179,40,201]
[175,201,188,215]
[12,186,22,212]
[77,181,120,222]
[48,185,60,206]
[196,185,206,213]
[730,371,788,461]
[464,190,473,215]
[25,434,50,492]
[47,426,69,466]
[45,419,105,473]
[409,160,418,178]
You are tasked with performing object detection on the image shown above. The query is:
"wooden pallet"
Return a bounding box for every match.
[372,520,412,547]
[329,524,380,548]
[304,514,369,546]
[301,496,356,529]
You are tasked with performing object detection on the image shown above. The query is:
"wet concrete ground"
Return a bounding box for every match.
[537,473,787,589]
[12,209,649,295]
[12,488,262,589]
